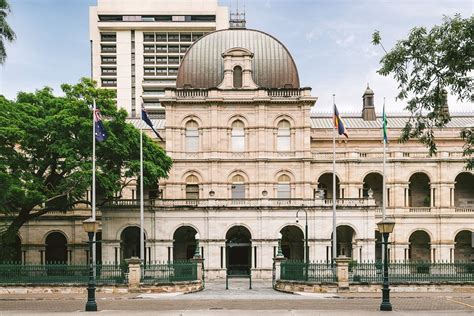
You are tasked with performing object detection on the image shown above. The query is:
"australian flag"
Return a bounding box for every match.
[142,106,163,141]
[94,109,108,142]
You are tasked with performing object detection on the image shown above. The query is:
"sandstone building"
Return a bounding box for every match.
[11,3,473,280]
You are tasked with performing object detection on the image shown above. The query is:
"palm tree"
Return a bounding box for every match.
[0,0,16,64]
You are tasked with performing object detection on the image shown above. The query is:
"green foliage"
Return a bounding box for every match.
[0,78,172,251]
[0,0,16,64]
[372,14,473,169]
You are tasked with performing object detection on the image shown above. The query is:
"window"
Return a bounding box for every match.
[144,45,155,53]
[155,33,167,41]
[185,120,199,152]
[168,57,179,64]
[143,33,155,42]
[231,175,245,199]
[277,174,291,199]
[233,66,242,88]
[180,34,191,41]
[168,33,179,41]
[277,120,291,151]
[185,175,199,199]
[231,120,245,151]
[144,56,155,64]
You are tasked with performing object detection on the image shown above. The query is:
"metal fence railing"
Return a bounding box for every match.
[0,262,127,285]
[351,261,474,283]
[281,260,336,283]
[142,261,198,284]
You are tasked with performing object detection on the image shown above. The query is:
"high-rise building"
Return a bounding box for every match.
[89,0,229,117]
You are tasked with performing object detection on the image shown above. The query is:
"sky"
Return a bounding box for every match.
[1,0,472,113]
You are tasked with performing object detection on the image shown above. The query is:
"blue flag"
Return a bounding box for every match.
[142,107,163,141]
[94,109,107,142]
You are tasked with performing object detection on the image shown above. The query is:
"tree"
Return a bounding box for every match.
[372,14,473,169]
[0,78,173,260]
[0,0,16,64]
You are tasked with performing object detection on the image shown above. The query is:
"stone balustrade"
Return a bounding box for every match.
[312,151,465,160]
[106,198,376,209]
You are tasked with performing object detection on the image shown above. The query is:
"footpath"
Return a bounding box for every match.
[0,280,473,315]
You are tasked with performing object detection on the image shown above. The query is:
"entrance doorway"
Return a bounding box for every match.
[173,226,197,260]
[226,226,251,276]
[120,226,145,261]
[45,232,68,263]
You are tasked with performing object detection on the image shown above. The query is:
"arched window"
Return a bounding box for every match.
[231,120,245,152]
[277,174,291,198]
[185,120,199,152]
[233,66,242,88]
[185,175,199,199]
[277,120,291,151]
[231,174,245,199]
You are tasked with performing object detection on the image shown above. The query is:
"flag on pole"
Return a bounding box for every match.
[333,104,348,138]
[94,109,107,142]
[382,104,388,144]
[141,106,164,141]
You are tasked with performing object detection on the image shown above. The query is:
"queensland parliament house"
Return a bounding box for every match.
[9,0,473,280]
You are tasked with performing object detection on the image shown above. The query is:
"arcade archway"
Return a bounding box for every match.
[226,226,252,275]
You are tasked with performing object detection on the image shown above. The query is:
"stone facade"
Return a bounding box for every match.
[11,23,473,281]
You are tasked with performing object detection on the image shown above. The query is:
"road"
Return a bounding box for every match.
[0,280,473,315]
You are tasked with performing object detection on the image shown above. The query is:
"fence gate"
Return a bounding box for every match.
[225,241,252,289]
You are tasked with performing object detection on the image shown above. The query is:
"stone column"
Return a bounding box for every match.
[126,257,142,289]
[102,240,120,263]
[272,255,287,287]
[191,257,205,284]
[313,240,330,261]
[335,256,351,290]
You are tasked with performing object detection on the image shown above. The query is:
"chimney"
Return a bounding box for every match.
[441,89,449,114]
[362,84,376,121]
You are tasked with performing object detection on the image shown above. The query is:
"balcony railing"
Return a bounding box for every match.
[105,198,375,208]
[455,207,474,213]
[176,90,208,98]
[268,89,301,97]
[312,151,465,160]
[409,207,431,213]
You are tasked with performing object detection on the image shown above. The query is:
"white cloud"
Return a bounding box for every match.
[335,34,355,47]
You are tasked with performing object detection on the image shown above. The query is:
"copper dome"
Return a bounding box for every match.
[176,29,300,89]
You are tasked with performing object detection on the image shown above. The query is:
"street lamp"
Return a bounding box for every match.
[296,209,309,265]
[296,208,309,281]
[83,218,99,312]
[376,218,396,312]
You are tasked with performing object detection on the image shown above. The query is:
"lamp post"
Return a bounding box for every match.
[376,218,395,312]
[83,218,99,312]
[296,208,309,281]
[296,209,309,265]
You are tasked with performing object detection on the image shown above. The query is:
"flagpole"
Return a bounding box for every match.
[332,94,337,262]
[382,98,387,220]
[140,107,145,265]
[92,99,97,267]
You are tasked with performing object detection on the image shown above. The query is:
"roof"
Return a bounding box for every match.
[127,118,165,130]
[176,29,300,89]
[310,112,474,129]
[125,113,473,133]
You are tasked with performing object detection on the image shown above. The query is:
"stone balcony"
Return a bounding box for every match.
[311,151,466,161]
[104,197,376,209]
